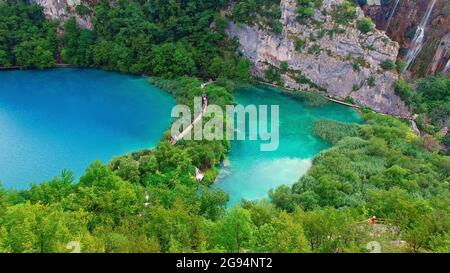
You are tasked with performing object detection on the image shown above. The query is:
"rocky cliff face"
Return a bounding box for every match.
[363,0,450,77]
[227,0,410,117]
[29,0,92,29]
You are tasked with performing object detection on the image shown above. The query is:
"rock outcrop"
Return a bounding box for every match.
[227,0,410,117]
[30,0,92,29]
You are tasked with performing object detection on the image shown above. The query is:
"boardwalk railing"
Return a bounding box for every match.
[170,106,207,145]
[169,80,215,145]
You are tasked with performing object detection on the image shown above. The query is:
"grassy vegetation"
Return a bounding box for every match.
[270,112,450,252]
[294,38,306,52]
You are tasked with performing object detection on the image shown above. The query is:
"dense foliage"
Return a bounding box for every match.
[60,0,252,81]
[394,75,449,141]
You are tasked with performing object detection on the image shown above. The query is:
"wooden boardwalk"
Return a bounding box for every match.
[170,107,207,144]
[170,80,215,145]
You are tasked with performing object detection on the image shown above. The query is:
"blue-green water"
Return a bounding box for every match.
[215,86,362,205]
[0,68,175,188]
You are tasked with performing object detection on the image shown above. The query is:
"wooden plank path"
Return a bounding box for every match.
[170,107,206,144]
[170,80,215,145]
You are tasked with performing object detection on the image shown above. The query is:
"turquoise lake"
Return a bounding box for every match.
[0,68,361,203]
[0,68,175,188]
[215,85,362,205]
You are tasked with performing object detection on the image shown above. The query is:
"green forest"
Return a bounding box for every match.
[0,0,449,253]
[0,0,251,81]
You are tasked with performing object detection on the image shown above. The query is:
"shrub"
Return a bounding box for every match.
[75,5,91,17]
[354,56,368,68]
[332,1,357,25]
[367,76,376,87]
[356,17,374,33]
[381,59,396,70]
[352,62,361,72]
[265,67,283,84]
[393,79,413,105]
[344,96,355,104]
[294,38,305,51]
[307,44,321,55]
[296,0,323,23]
[280,61,289,72]
[396,59,407,73]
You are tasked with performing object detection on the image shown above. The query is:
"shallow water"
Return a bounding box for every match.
[0,68,175,188]
[215,85,362,205]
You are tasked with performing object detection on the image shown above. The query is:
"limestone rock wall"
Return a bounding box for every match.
[30,0,92,29]
[227,0,410,117]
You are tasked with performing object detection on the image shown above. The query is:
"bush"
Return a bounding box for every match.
[296,0,323,23]
[75,4,91,17]
[367,76,376,87]
[307,44,321,55]
[356,17,374,33]
[344,96,355,104]
[294,38,305,51]
[332,1,357,25]
[394,79,413,105]
[352,62,361,72]
[396,60,407,73]
[265,67,283,84]
[280,61,289,72]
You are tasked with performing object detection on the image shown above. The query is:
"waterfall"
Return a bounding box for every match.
[405,0,437,69]
[385,0,401,31]
[444,58,450,73]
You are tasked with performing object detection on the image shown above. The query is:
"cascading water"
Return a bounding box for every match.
[385,0,401,31]
[405,0,437,69]
[444,58,450,73]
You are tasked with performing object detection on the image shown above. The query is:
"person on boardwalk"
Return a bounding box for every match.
[202,94,208,110]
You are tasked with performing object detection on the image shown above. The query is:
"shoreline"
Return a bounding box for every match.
[0,63,73,71]
[257,80,413,121]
